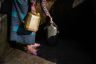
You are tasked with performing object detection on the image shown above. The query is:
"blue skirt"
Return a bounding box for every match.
[10,0,36,44]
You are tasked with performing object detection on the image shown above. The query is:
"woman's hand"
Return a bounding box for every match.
[31,4,36,14]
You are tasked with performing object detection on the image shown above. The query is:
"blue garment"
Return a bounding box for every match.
[10,0,36,44]
[10,0,51,44]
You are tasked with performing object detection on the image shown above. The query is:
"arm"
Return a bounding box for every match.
[41,0,51,18]
[30,0,36,14]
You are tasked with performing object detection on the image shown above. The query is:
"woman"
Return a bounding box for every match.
[10,0,52,55]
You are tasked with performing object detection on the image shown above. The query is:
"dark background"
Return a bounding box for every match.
[0,0,95,64]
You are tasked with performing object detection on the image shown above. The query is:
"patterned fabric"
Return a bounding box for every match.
[31,0,51,16]
[10,0,51,44]
[40,0,51,16]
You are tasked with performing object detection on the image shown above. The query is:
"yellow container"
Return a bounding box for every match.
[24,12,40,32]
